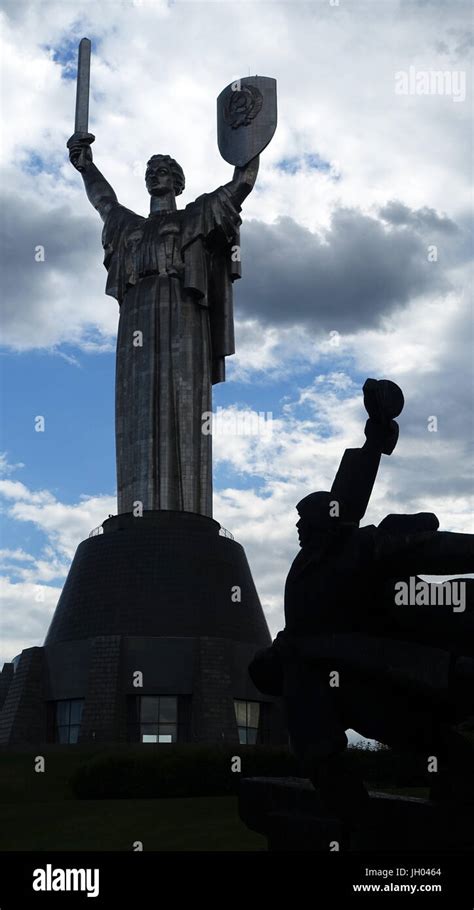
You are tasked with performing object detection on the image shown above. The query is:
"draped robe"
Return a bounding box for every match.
[102,186,242,517]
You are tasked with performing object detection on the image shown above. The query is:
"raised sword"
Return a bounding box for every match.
[66,38,95,158]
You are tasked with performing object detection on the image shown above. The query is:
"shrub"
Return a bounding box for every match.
[70,745,298,799]
[70,742,432,800]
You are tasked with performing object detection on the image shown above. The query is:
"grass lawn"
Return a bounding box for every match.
[0,788,431,852]
[0,796,266,852]
[0,751,266,851]
[0,749,433,852]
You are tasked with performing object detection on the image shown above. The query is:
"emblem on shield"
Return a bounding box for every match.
[217,76,277,166]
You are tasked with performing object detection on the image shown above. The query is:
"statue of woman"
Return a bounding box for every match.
[68,138,259,517]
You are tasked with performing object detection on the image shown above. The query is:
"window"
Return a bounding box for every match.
[52,699,84,744]
[234,700,260,744]
[127,695,190,743]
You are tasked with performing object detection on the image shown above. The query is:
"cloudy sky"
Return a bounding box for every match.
[0,0,472,669]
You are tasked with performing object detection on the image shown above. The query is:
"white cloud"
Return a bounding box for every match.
[0,577,60,665]
[0,477,116,663]
[0,481,116,562]
[0,548,35,563]
[0,453,25,475]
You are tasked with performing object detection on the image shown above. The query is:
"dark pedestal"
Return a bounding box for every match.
[239,777,474,852]
[1,512,286,745]
[45,510,269,645]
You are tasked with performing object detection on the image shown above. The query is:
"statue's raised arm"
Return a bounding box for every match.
[224,155,260,207]
[68,137,118,223]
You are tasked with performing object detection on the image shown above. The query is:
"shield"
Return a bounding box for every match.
[217,76,277,167]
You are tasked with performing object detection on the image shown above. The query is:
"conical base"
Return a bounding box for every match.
[46,510,270,645]
[1,512,285,745]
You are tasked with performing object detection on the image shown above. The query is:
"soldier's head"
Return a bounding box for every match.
[145,155,185,198]
[295,491,357,546]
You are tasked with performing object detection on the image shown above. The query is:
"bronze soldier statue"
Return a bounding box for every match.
[250,379,474,821]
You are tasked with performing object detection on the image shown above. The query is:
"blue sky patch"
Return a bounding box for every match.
[44,31,101,81]
[277,153,333,175]
[22,152,47,175]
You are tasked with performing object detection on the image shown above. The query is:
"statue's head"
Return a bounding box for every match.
[296,491,357,547]
[145,155,185,198]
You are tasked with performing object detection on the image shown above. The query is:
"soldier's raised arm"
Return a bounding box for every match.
[68,138,118,223]
[330,379,404,524]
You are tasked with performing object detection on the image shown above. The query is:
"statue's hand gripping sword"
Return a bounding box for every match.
[66,38,95,167]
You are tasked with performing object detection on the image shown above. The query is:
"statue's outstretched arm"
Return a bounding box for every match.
[224,155,259,207]
[67,137,118,223]
[330,435,382,525]
[374,529,474,577]
[331,379,404,523]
